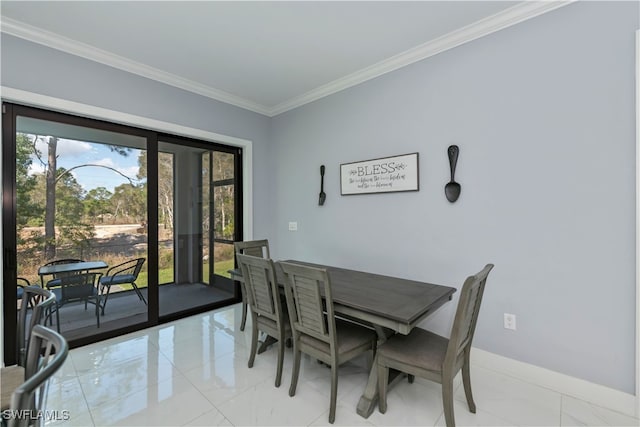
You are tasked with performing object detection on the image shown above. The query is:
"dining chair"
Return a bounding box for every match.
[234,239,270,331]
[16,277,30,305]
[236,253,291,387]
[17,286,56,367]
[1,286,56,413]
[50,272,102,330]
[41,258,85,288]
[6,325,69,427]
[98,257,147,315]
[376,264,494,427]
[279,261,377,424]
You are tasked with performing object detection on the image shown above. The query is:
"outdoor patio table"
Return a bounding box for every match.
[230,259,457,418]
[38,261,108,287]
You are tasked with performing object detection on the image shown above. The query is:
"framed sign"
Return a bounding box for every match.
[340,153,419,195]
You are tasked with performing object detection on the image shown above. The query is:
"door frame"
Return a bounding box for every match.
[0,88,253,362]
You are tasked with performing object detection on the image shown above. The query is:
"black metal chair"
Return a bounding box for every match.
[98,257,146,315]
[51,272,102,330]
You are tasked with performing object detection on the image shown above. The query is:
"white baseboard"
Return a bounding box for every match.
[471,348,638,418]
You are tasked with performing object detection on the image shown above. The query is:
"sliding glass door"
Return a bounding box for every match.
[2,103,242,361]
[157,137,241,318]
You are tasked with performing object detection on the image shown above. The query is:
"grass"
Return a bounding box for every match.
[120,258,235,291]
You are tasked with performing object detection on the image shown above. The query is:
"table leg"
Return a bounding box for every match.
[357,326,400,418]
[257,335,277,354]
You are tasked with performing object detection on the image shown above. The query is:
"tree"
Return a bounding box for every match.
[85,187,113,222]
[27,133,134,259]
[111,183,146,223]
[137,151,172,229]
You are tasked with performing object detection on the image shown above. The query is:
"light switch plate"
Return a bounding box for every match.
[288,222,298,231]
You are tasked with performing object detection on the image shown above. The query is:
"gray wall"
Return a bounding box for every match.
[0,34,275,239]
[270,1,638,393]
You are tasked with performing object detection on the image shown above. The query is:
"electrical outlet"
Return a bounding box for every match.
[288,221,298,231]
[503,313,516,330]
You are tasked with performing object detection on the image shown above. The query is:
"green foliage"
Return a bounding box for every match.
[16,134,42,229]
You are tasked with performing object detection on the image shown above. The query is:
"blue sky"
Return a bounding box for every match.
[29,137,144,194]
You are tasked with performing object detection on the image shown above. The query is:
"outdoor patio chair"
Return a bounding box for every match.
[4,325,69,427]
[234,240,270,331]
[41,258,85,288]
[376,264,494,427]
[98,257,147,315]
[51,272,102,330]
[279,261,377,424]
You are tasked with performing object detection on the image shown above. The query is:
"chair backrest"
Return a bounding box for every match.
[9,325,69,427]
[234,240,270,259]
[236,254,283,325]
[279,262,337,354]
[59,272,98,301]
[445,264,494,368]
[103,257,146,281]
[17,287,56,367]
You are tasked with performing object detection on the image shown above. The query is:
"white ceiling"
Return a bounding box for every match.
[0,1,569,116]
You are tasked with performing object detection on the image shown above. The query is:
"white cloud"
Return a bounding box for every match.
[33,137,92,157]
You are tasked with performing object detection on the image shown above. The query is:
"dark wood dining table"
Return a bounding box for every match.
[230,259,456,418]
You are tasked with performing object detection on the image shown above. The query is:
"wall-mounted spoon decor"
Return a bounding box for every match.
[445,145,461,203]
[319,165,326,206]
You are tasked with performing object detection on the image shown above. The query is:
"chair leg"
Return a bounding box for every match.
[275,336,285,387]
[442,377,455,427]
[101,285,111,315]
[289,345,301,397]
[408,374,415,383]
[329,363,338,424]
[248,314,258,368]
[239,282,248,331]
[95,298,100,328]
[131,282,147,304]
[462,353,476,413]
[55,305,61,333]
[377,361,388,414]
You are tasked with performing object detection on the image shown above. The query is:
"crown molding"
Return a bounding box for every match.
[0,16,272,116]
[1,1,574,118]
[269,0,575,116]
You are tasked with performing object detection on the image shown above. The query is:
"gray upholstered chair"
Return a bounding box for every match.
[6,325,69,427]
[279,261,377,424]
[236,253,291,387]
[234,240,270,331]
[1,287,56,412]
[17,286,56,367]
[376,264,494,427]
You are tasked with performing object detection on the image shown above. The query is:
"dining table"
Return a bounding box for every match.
[38,260,108,287]
[229,259,457,418]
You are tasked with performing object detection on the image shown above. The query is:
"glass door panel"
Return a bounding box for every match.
[14,115,149,341]
[158,140,239,317]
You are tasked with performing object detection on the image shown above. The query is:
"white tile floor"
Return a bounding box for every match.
[43,304,639,427]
